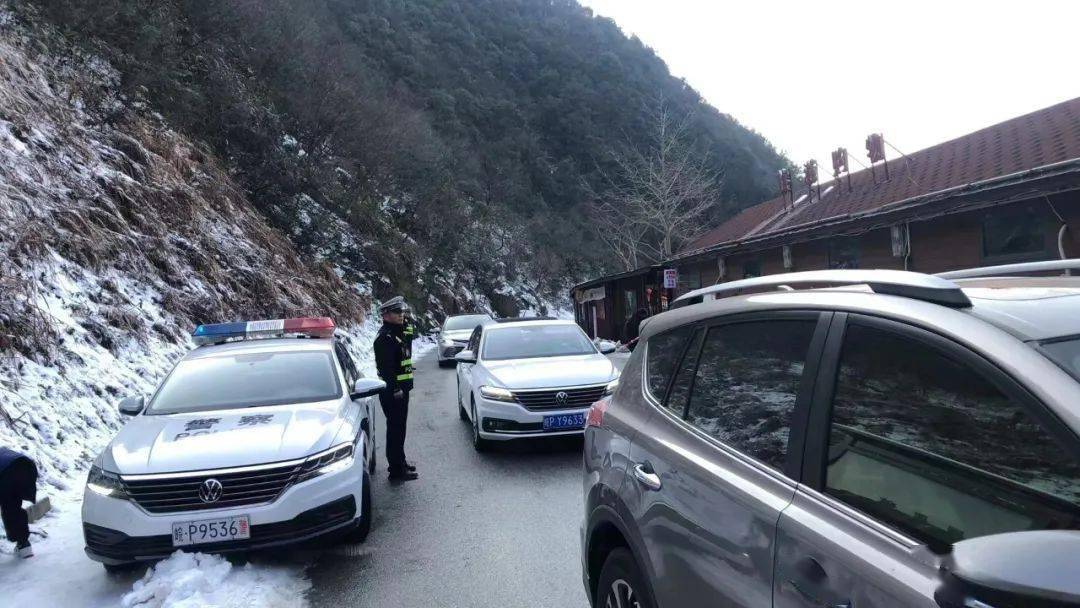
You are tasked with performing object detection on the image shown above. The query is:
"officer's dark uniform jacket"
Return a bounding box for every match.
[374,322,414,392]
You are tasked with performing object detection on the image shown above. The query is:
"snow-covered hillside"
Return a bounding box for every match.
[0,8,374,487]
[0,11,415,606]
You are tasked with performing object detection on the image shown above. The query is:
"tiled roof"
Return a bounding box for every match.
[682,96,1080,254]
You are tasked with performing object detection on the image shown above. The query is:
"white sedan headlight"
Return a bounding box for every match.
[297,443,355,482]
[86,465,128,499]
[480,385,516,403]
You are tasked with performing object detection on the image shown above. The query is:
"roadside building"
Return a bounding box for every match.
[573,97,1080,340]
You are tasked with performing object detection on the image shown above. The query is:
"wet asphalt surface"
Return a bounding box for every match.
[305,348,605,608]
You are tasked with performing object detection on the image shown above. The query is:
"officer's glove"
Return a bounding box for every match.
[393,389,404,401]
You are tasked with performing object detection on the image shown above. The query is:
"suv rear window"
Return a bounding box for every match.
[645,327,692,401]
[149,351,342,414]
[684,320,816,470]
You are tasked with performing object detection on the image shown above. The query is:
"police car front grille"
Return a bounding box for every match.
[122,462,303,514]
[512,385,607,411]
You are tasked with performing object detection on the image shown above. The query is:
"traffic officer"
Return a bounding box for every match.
[373,297,418,481]
[0,447,39,558]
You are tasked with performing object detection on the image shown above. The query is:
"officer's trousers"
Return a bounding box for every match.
[378,388,410,474]
[0,460,36,544]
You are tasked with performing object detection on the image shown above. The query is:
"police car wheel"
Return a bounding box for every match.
[471,400,490,452]
[344,469,373,543]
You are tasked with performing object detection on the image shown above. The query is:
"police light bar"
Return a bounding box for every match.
[192,317,336,345]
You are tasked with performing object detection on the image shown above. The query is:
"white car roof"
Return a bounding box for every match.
[184,337,335,360]
[486,319,578,330]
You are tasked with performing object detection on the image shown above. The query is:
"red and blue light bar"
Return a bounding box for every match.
[192,317,336,345]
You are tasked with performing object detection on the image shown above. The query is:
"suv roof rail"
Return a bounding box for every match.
[493,316,559,323]
[936,258,1080,280]
[673,269,972,309]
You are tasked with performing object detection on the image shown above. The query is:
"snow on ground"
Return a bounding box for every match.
[0,485,312,608]
[0,274,433,606]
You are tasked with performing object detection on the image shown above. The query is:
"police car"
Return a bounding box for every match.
[82,317,384,570]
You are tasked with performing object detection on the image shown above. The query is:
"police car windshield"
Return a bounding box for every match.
[1042,337,1080,381]
[444,315,489,330]
[148,351,341,414]
[482,325,597,361]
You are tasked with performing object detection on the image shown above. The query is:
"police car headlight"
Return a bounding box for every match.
[298,443,355,482]
[603,379,620,396]
[86,465,128,499]
[480,386,516,403]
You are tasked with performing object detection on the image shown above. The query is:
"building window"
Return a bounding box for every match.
[982,206,1046,261]
[678,266,702,292]
[743,259,762,278]
[829,237,860,269]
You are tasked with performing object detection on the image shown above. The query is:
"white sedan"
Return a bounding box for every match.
[82,318,384,571]
[454,318,619,450]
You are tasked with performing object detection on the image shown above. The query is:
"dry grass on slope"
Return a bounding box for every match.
[0,15,367,362]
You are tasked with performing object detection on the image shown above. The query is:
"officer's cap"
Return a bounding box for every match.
[379,296,409,314]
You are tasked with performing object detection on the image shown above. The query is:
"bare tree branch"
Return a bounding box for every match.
[587,94,724,265]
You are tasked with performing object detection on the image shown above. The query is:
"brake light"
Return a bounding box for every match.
[586,397,609,429]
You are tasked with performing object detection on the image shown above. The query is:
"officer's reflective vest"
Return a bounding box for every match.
[395,334,414,383]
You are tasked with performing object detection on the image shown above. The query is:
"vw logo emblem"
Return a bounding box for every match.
[198,478,223,503]
[555,391,569,406]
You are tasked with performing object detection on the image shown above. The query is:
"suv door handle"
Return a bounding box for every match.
[633,463,662,491]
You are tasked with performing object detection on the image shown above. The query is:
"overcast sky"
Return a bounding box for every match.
[578,0,1080,171]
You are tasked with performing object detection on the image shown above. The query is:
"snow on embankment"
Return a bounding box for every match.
[0,10,366,488]
[0,12,386,605]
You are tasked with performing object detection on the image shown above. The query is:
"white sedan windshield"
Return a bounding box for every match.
[149,351,341,414]
[482,325,597,361]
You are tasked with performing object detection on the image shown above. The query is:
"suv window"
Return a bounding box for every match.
[665,329,704,417]
[645,327,692,401]
[825,323,1080,551]
[684,320,817,470]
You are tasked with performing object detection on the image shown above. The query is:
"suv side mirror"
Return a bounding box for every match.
[455,350,476,364]
[935,530,1080,607]
[118,396,145,416]
[597,340,617,354]
[351,378,386,400]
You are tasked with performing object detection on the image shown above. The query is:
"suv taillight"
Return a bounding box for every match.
[586,397,609,429]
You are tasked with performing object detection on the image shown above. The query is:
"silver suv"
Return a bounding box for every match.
[582,261,1080,608]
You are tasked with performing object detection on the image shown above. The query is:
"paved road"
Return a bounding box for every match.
[306,348,593,608]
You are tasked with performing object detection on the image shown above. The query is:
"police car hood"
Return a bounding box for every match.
[485,354,617,389]
[103,402,342,474]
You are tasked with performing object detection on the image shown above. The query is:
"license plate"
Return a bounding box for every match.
[171,515,250,547]
[543,413,586,431]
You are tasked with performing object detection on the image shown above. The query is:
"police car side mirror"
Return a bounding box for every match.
[455,350,476,364]
[598,340,617,354]
[352,378,386,400]
[118,396,145,416]
[935,530,1080,608]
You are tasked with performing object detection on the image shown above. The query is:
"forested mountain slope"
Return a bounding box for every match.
[22,0,786,302]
